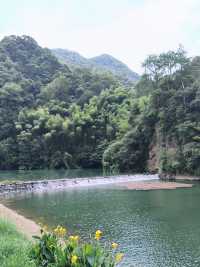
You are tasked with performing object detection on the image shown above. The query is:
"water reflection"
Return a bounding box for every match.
[0,169,103,181]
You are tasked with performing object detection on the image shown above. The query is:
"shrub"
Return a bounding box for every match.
[30,226,124,267]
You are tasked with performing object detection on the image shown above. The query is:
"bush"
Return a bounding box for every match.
[30,226,124,267]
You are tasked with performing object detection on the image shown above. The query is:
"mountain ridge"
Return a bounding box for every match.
[52,48,139,83]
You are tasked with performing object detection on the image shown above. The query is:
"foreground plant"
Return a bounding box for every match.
[30,226,124,267]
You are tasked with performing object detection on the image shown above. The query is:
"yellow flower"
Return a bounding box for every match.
[71,255,78,264]
[95,230,103,240]
[69,235,80,242]
[115,253,124,263]
[53,225,67,236]
[111,242,118,249]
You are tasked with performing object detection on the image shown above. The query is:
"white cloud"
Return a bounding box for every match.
[72,0,200,73]
[1,0,200,73]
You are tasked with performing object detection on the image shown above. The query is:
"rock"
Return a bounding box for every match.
[159,172,176,181]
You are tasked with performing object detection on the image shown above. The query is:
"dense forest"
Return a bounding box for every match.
[0,35,199,176]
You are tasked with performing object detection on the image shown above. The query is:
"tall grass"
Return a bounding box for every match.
[0,219,35,267]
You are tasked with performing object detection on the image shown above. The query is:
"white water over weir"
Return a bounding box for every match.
[0,174,159,194]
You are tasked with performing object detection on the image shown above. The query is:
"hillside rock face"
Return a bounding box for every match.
[147,138,160,173]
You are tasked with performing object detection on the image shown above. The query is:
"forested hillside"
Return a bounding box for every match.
[103,47,200,176]
[52,49,139,84]
[0,35,120,170]
[0,36,199,176]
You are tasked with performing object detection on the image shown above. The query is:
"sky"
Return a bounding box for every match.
[0,0,200,73]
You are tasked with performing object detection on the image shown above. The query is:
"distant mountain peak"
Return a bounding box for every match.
[52,49,139,83]
[52,48,89,68]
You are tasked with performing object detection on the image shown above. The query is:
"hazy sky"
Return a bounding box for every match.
[1,0,200,73]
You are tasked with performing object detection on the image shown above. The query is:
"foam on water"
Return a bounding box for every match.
[33,174,159,191]
[0,174,159,196]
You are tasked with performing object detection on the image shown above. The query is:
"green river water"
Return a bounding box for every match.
[0,170,200,266]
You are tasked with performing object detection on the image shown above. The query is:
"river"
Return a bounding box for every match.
[0,169,199,266]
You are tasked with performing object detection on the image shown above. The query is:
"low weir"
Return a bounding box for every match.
[0,174,159,194]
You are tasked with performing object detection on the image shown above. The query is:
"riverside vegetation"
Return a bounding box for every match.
[0,219,123,267]
[0,219,35,267]
[0,35,199,175]
[30,226,124,267]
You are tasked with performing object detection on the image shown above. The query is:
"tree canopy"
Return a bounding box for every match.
[0,36,199,176]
